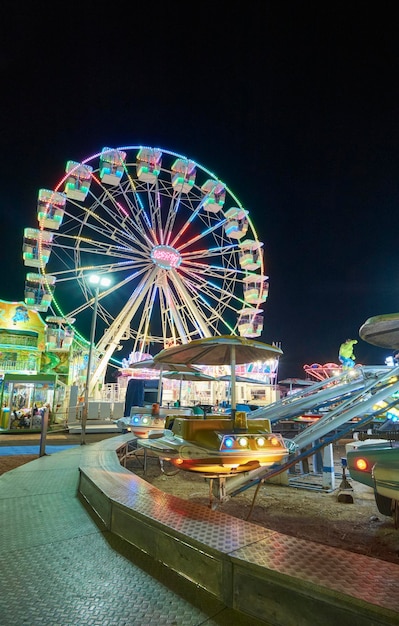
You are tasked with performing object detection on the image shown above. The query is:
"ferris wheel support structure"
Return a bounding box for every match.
[92,268,158,393]
[22,145,270,396]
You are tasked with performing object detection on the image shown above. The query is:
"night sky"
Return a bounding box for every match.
[2,2,398,378]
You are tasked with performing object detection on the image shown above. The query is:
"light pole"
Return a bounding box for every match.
[81,274,111,445]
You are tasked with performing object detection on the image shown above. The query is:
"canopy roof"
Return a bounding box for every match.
[359,313,399,349]
[154,335,282,367]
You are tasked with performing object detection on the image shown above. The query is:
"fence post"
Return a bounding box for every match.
[322,443,335,490]
[39,407,49,457]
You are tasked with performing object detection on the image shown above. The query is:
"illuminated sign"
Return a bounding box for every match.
[151,245,182,269]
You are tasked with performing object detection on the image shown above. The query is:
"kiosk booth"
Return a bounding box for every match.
[0,373,56,431]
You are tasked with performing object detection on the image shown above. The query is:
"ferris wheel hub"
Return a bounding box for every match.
[151,245,182,270]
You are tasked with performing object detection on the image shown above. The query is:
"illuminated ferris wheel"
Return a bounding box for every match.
[22,146,268,391]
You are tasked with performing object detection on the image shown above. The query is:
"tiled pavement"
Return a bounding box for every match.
[0,434,264,626]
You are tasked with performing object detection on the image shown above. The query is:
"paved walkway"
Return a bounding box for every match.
[2,431,399,625]
[0,433,260,626]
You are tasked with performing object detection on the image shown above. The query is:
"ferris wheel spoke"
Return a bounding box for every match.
[62,267,153,322]
[175,280,233,337]
[163,195,182,245]
[173,218,228,254]
[159,281,200,341]
[180,260,239,280]
[195,282,248,318]
[158,277,194,343]
[114,180,163,246]
[167,272,213,338]
[163,190,204,247]
[96,267,158,347]
[180,268,250,315]
[159,295,178,345]
[158,279,193,339]
[64,198,127,238]
[176,273,243,331]
[179,265,240,298]
[181,244,237,262]
[143,180,165,241]
[130,281,160,353]
[89,178,149,234]
[48,259,152,289]
[53,238,145,263]
[75,206,151,253]
[63,184,155,254]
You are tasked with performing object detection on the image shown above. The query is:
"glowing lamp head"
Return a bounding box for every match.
[224,437,234,449]
[256,437,266,447]
[387,410,399,422]
[355,458,368,471]
[238,437,248,448]
[88,274,111,288]
[270,437,280,447]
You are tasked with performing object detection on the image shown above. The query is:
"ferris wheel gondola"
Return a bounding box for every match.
[22,146,269,393]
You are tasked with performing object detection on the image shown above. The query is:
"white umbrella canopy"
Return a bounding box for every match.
[126,359,201,402]
[162,370,216,404]
[154,335,282,367]
[217,374,268,384]
[127,359,200,373]
[162,370,216,382]
[154,335,282,411]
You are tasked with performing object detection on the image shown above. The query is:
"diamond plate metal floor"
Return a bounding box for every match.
[80,436,399,625]
[0,443,265,626]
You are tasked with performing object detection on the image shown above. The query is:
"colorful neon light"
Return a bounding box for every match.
[151,245,182,269]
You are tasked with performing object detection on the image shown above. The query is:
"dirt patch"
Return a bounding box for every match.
[0,455,38,475]
[125,444,399,565]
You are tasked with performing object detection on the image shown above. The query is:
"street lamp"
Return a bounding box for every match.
[81,274,111,444]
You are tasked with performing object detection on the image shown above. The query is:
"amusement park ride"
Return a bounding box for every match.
[345,314,399,527]
[9,143,399,520]
[137,335,287,477]
[20,145,271,396]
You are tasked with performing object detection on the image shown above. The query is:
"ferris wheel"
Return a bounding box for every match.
[22,146,268,391]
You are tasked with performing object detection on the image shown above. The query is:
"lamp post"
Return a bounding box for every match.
[81,274,111,445]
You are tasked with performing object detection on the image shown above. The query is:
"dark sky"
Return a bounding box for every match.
[2,1,398,377]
